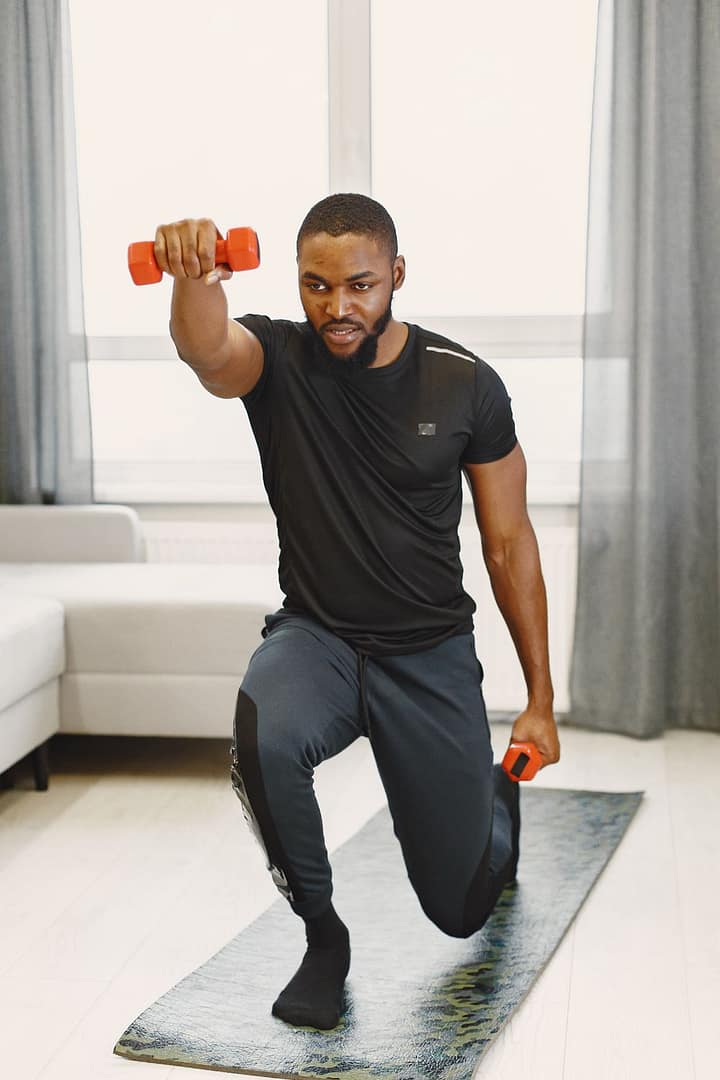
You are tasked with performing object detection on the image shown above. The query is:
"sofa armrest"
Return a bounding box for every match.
[0,505,146,562]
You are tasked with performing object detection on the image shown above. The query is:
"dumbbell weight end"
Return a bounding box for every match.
[502,741,543,782]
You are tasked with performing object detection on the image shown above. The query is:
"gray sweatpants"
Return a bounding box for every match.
[230,610,515,938]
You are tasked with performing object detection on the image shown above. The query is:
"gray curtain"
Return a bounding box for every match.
[0,0,93,504]
[570,0,720,736]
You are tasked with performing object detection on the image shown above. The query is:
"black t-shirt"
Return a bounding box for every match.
[236,315,517,655]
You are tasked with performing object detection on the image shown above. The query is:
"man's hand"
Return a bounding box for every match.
[155,218,234,286]
[509,705,560,770]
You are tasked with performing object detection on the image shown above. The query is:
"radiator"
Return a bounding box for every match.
[142,519,576,714]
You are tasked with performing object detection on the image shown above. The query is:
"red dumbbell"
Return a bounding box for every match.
[128,227,260,285]
[502,741,543,782]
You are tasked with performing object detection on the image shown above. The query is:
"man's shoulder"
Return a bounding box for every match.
[232,316,313,406]
[413,324,481,367]
[234,313,307,344]
[413,324,510,387]
[233,315,315,375]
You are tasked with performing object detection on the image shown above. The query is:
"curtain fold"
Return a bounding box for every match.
[570,0,720,736]
[0,0,93,504]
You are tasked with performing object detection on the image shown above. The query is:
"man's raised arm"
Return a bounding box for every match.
[158,217,264,398]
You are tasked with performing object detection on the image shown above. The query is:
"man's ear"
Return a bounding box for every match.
[393,255,406,291]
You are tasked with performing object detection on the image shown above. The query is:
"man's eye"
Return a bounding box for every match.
[353,283,371,291]
[308,283,327,292]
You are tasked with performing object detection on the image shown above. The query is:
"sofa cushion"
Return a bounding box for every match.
[0,591,65,713]
[0,564,283,676]
[59,673,241,737]
[0,505,145,562]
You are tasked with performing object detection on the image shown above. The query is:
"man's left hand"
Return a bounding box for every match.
[509,705,560,770]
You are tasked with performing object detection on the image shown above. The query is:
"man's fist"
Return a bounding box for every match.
[153,218,233,286]
[508,705,560,771]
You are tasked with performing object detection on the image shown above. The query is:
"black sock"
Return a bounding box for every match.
[271,903,350,1030]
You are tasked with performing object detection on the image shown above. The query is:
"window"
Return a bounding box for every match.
[371,0,594,318]
[69,0,597,504]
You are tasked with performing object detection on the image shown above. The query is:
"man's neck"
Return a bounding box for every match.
[369,319,409,369]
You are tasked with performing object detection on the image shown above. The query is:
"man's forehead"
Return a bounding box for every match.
[298,231,388,269]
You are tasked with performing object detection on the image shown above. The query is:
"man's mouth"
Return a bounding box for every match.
[323,324,362,345]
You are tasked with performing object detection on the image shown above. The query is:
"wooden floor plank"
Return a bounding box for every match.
[0,775,193,979]
[35,976,176,1080]
[561,727,695,1080]
[0,976,108,1080]
[665,730,720,1080]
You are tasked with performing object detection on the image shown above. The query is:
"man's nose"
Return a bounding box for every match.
[325,289,354,321]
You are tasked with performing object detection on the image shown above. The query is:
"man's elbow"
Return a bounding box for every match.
[481,520,538,571]
[482,541,511,575]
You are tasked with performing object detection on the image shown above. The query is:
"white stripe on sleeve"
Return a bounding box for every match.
[425,346,476,364]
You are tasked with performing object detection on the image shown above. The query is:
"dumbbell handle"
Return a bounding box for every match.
[212,238,232,265]
[502,741,543,782]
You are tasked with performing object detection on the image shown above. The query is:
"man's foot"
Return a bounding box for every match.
[272,905,350,1030]
[493,763,521,884]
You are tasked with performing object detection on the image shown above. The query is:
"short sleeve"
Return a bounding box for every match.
[232,313,284,405]
[461,359,518,464]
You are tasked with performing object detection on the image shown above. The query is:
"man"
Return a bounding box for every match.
[159,193,560,1031]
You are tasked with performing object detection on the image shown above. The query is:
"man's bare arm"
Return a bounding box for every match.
[158,217,264,398]
[463,443,560,767]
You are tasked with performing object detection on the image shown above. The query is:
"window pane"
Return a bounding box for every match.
[69,0,328,336]
[88,360,266,502]
[371,0,597,316]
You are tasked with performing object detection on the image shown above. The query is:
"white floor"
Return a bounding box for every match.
[0,723,718,1080]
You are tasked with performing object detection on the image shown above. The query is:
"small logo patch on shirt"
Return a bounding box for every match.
[417,423,437,436]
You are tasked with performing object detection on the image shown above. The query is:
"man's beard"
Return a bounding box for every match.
[305,301,393,370]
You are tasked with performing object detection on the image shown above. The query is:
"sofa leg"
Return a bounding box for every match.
[32,742,50,791]
[0,766,15,790]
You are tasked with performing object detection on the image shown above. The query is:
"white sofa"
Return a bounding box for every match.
[0,505,283,790]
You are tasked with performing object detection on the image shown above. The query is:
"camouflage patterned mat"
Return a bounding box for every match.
[114,786,642,1079]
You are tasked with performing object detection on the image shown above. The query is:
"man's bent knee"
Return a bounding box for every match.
[421,899,476,939]
[414,836,497,939]
[420,887,501,939]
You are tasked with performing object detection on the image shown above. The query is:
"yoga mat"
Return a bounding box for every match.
[115,787,642,1079]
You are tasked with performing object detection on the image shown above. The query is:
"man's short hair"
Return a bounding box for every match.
[296,193,398,260]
